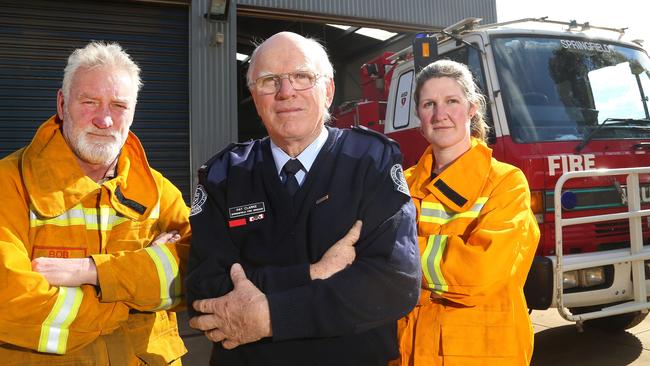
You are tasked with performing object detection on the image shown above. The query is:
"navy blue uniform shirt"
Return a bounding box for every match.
[186,126,420,366]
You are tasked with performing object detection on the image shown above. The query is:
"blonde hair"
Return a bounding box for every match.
[414,59,489,142]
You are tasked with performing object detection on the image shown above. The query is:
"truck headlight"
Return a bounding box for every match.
[579,267,605,287]
[563,267,606,290]
[563,270,578,289]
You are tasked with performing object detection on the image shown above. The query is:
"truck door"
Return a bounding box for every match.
[384,61,424,167]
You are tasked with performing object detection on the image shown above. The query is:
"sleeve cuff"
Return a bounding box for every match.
[91,254,119,302]
[267,286,315,341]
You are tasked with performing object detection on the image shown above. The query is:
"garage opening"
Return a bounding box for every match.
[235,14,414,142]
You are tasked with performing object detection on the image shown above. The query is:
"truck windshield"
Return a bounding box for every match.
[492,36,650,142]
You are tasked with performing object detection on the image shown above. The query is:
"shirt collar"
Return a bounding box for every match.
[270,127,328,175]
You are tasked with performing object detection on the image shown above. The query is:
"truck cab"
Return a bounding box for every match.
[334,17,650,331]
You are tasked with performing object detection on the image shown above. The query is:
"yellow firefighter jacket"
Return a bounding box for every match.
[0,116,191,365]
[393,138,540,366]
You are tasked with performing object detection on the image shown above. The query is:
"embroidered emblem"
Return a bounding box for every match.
[32,246,87,259]
[229,202,265,219]
[190,184,208,217]
[248,213,265,222]
[390,164,410,196]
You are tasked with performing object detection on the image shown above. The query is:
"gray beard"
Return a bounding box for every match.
[62,110,124,165]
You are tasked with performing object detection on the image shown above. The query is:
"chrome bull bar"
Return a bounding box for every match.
[554,167,650,323]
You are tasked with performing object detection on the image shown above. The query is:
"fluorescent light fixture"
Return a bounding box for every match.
[327,23,397,41]
[356,27,397,41]
[236,53,249,61]
[327,24,350,30]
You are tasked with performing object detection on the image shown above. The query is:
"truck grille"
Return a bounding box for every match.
[546,219,650,254]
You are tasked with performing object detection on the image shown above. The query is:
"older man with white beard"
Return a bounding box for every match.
[0,42,191,365]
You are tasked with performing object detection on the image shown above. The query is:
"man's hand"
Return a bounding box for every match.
[310,220,362,280]
[32,257,98,286]
[150,230,180,246]
[31,231,181,287]
[190,263,272,349]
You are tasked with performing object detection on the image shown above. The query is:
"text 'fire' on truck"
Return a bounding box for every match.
[332,17,650,332]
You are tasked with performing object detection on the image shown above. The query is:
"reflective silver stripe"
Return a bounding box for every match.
[421,235,436,288]
[29,205,128,231]
[420,207,452,220]
[420,197,488,224]
[145,244,181,310]
[38,287,84,354]
[82,207,128,231]
[30,204,85,227]
[422,235,448,293]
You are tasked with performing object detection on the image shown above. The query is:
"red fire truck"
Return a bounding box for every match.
[333,17,650,331]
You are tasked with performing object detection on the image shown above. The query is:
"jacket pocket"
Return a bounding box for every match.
[129,311,187,365]
[440,323,518,357]
[439,307,518,357]
[0,341,106,366]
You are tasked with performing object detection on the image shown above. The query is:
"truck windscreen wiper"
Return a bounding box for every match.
[575,117,650,152]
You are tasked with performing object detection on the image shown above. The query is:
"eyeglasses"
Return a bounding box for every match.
[249,71,322,95]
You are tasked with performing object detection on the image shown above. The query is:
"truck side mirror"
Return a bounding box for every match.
[413,33,438,73]
[629,60,644,75]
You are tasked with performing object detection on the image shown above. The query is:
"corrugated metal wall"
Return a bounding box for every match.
[237,0,497,30]
[0,0,497,199]
[0,0,191,201]
[189,0,238,191]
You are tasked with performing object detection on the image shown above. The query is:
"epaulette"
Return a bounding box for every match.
[351,125,399,146]
[198,140,254,179]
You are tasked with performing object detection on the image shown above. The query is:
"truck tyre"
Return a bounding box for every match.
[570,307,648,332]
[585,311,648,332]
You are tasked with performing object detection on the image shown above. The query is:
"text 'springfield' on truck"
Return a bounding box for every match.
[332,17,650,332]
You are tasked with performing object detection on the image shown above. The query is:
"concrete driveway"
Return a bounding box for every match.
[179,311,212,365]
[531,309,650,365]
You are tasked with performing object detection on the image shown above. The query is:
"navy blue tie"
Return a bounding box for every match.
[282,159,303,196]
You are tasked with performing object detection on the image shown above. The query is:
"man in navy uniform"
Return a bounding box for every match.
[186,31,420,366]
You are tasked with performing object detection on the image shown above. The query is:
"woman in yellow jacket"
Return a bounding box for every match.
[392,60,540,366]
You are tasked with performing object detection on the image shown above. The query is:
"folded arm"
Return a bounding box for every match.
[421,170,540,307]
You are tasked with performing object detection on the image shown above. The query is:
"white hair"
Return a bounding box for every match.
[62,41,142,102]
[246,33,334,123]
[246,34,334,86]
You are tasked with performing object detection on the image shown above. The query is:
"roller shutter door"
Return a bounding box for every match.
[0,0,190,201]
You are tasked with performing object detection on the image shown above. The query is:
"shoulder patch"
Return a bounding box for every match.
[390,164,410,197]
[190,184,208,217]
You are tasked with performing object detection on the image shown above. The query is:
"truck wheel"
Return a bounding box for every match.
[585,311,648,332]
[570,307,648,332]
